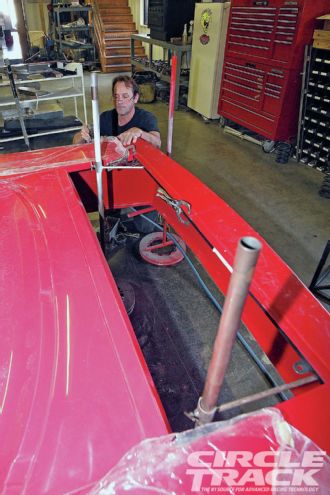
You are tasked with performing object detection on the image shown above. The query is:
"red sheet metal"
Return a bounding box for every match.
[0,139,123,177]
[113,140,330,451]
[0,139,329,495]
[114,141,330,385]
[0,165,169,494]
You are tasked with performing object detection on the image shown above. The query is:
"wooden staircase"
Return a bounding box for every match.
[93,0,145,73]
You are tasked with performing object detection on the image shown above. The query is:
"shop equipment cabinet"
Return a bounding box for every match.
[218,0,329,142]
[297,45,330,171]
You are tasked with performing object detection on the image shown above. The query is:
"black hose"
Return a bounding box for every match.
[129,208,289,399]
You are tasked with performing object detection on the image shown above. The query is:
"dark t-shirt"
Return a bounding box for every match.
[100,107,159,137]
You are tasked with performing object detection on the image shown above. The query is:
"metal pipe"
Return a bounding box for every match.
[167,54,177,157]
[197,236,262,425]
[216,374,318,414]
[90,72,104,249]
[5,60,30,149]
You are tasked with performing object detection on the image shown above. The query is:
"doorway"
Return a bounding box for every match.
[1,0,26,62]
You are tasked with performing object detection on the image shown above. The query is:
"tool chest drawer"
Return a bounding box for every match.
[221,59,288,115]
[219,57,301,140]
[226,0,328,69]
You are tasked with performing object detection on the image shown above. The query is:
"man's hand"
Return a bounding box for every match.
[80,124,92,143]
[106,136,127,156]
[73,124,91,144]
[118,127,143,146]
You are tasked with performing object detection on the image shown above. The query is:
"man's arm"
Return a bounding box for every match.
[118,127,161,148]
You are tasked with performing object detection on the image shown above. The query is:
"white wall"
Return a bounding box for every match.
[24,0,49,34]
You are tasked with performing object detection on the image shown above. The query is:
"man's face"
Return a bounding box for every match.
[113,81,138,116]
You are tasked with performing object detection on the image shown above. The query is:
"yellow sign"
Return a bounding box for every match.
[201,9,212,34]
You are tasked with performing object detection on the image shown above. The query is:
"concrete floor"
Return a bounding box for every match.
[89,72,328,287]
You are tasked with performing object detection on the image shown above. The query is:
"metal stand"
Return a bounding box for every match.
[309,240,330,305]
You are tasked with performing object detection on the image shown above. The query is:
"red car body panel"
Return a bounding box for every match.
[0,140,329,493]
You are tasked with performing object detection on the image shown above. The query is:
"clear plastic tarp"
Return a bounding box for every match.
[0,138,128,177]
[88,408,330,495]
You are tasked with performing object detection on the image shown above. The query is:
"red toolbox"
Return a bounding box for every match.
[218,0,329,141]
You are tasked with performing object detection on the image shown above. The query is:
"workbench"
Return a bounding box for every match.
[130,34,191,110]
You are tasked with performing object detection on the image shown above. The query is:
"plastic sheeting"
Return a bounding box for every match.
[88,408,330,495]
[0,137,128,177]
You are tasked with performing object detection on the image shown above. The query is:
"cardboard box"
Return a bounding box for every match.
[313,39,330,50]
[313,14,330,49]
[313,29,330,40]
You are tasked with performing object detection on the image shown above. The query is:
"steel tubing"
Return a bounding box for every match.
[198,236,262,424]
[91,72,104,221]
[167,54,177,157]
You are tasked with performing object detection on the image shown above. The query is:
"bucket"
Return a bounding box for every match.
[138,82,156,103]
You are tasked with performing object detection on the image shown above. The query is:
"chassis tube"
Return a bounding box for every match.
[91,72,104,248]
[197,236,262,424]
[167,54,177,157]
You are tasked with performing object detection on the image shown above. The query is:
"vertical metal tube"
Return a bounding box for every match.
[6,60,30,149]
[91,72,104,248]
[196,236,262,425]
[167,54,177,157]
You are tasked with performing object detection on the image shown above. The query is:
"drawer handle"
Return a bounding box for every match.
[227,62,264,75]
[224,78,261,92]
[230,27,274,34]
[224,87,261,102]
[229,41,269,49]
[226,67,264,79]
[264,93,280,99]
[225,72,262,85]
[230,34,271,42]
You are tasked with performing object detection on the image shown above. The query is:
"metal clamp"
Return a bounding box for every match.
[91,145,143,170]
[156,187,191,225]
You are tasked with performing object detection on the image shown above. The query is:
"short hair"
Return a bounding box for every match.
[112,76,139,97]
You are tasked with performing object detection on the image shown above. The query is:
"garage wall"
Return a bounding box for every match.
[24,0,49,34]
[128,0,164,60]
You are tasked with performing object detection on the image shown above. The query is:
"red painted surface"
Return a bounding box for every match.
[0,139,329,494]
[0,147,169,494]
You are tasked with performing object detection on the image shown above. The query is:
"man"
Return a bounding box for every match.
[73,75,161,148]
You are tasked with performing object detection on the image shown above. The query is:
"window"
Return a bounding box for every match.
[143,0,149,26]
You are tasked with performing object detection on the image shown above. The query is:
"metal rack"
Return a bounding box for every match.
[0,61,86,147]
[53,5,96,68]
[297,45,330,171]
[130,34,191,110]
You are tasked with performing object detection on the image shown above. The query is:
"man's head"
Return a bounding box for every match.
[112,76,139,117]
